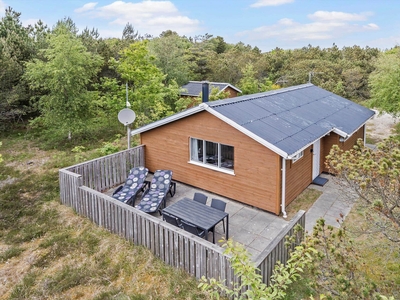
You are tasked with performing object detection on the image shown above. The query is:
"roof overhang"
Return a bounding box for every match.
[286,112,375,159]
[130,105,205,135]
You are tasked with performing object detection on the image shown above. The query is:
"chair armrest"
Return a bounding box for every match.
[112,185,123,196]
[141,180,151,192]
[168,181,176,197]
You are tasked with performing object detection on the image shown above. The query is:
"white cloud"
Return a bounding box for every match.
[74,2,98,13]
[364,23,379,30]
[251,0,294,8]
[308,11,373,22]
[75,1,201,36]
[238,10,379,44]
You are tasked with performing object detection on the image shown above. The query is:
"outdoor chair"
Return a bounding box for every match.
[181,219,205,239]
[162,211,182,228]
[193,192,207,205]
[211,198,227,233]
[112,167,149,206]
[135,169,176,214]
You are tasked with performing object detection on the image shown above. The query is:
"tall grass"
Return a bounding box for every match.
[0,128,209,299]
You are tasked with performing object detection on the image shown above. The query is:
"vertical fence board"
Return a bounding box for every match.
[59,148,305,293]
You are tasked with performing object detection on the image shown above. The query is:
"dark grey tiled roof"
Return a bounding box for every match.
[208,83,375,156]
[180,81,241,96]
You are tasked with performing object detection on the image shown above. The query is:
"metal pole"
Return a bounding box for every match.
[127,125,131,149]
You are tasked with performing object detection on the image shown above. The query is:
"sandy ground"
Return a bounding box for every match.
[366,110,399,141]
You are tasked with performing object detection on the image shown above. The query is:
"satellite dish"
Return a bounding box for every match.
[118,108,136,125]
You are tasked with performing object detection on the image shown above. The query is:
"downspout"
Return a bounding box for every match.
[281,157,287,218]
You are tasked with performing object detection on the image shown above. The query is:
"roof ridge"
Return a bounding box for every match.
[209,83,313,107]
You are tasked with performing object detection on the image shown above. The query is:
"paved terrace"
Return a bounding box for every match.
[107,173,354,260]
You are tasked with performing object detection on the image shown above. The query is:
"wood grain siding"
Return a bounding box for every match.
[284,145,313,206]
[140,111,282,214]
[321,126,365,173]
[224,87,239,98]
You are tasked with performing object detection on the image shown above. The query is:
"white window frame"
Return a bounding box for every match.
[292,151,304,163]
[189,137,234,174]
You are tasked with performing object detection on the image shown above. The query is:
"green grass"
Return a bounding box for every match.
[284,187,322,220]
[2,124,399,299]
[0,130,209,300]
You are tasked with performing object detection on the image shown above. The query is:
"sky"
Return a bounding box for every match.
[2,0,400,52]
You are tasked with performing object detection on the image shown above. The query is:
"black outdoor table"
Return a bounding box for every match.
[162,197,229,243]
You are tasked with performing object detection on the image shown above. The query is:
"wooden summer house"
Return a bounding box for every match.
[180,81,242,99]
[131,83,375,216]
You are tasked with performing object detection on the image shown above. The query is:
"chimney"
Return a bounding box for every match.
[202,81,209,103]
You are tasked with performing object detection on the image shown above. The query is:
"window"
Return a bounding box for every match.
[292,151,304,163]
[190,138,234,171]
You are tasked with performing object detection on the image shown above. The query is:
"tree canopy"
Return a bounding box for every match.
[24,24,103,139]
[368,48,400,115]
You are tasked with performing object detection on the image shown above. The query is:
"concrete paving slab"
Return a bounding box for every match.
[106,173,353,257]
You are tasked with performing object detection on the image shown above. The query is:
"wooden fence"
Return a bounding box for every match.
[59,147,306,290]
[253,210,306,286]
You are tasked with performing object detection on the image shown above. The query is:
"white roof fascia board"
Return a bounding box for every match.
[334,116,374,143]
[286,131,331,159]
[218,84,242,94]
[202,104,289,158]
[130,106,204,136]
[332,128,348,138]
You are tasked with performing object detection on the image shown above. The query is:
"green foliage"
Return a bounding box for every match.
[368,48,400,115]
[112,40,177,126]
[98,141,120,156]
[0,8,36,129]
[148,32,193,86]
[24,23,103,140]
[304,218,378,299]
[0,246,25,262]
[0,141,3,163]
[199,228,316,300]
[326,137,400,242]
[174,87,231,111]
[238,64,280,95]
[71,145,86,162]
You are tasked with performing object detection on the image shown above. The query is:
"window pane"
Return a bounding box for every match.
[221,144,234,169]
[205,141,218,166]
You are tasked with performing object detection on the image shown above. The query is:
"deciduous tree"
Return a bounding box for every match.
[369,48,400,115]
[112,40,177,125]
[0,7,35,128]
[24,24,103,139]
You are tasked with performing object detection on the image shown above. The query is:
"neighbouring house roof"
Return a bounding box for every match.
[180,81,242,97]
[131,83,375,158]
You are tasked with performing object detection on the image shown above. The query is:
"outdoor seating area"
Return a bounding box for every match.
[135,169,176,214]
[106,167,289,258]
[59,147,306,285]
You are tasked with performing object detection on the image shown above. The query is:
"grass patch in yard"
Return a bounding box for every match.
[344,202,400,298]
[0,135,210,300]
[0,246,25,262]
[284,187,322,220]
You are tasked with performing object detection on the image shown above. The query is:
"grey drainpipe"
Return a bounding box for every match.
[281,157,287,218]
[202,81,209,103]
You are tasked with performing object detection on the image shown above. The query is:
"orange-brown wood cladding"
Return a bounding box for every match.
[140,111,282,214]
[284,145,313,206]
[321,126,365,173]
[224,87,239,98]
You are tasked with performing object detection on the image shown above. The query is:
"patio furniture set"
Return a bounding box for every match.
[112,167,229,244]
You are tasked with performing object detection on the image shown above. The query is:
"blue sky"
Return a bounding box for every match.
[2,0,400,52]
